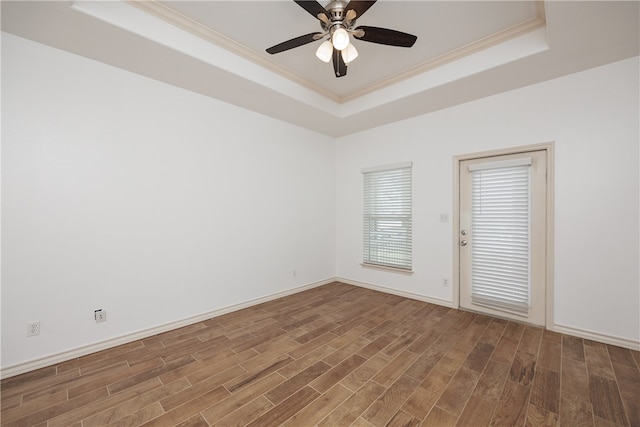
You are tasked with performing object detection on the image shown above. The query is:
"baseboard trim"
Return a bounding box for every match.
[552,323,640,351]
[5,278,637,378]
[0,278,335,379]
[339,278,640,351]
[337,277,455,308]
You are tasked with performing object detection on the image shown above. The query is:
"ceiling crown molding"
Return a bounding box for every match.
[126,0,546,104]
[342,12,546,103]
[126,0,341,102]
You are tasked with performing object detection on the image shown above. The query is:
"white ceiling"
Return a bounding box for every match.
[157,0,543,99]
[2,1,639,137]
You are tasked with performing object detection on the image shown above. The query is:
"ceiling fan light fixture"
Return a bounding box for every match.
[331,27,350,50]
[315,40,333,62]
[341,43,358,64]
[265,1,418,78]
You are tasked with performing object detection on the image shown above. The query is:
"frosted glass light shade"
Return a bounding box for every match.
[315,40,333,62]
[341,43,358,64]
[332,28,350,50]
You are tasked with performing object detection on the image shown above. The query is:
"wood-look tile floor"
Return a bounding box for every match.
[2,282,639,427]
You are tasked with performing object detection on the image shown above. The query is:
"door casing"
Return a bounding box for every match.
[452,142,555,328]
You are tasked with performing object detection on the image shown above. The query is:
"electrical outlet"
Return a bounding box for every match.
[94,309,106,323]
[292,269,297,277]
[443,278,449,287]
[439,213,449,222]
[27,321,40,337]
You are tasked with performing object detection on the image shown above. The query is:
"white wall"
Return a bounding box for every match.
[336,57,640,345]
[1,34,336,369]
[3,32,639,373]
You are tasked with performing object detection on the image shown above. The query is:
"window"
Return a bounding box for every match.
[469,158,532,315]
[362,162,412,270]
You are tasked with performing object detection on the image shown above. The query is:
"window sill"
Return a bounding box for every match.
[361,263,414,275]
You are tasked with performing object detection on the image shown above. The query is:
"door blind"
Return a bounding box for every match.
[363,163,412,270]
[469,159,531,315]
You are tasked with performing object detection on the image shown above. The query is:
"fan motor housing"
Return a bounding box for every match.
[321,0,356,32]
[326,0,347,19]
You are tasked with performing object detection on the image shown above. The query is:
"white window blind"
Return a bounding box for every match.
[469,159,531,315]
[362,162,412,270]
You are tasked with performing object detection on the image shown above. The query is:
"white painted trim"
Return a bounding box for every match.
[128,0,545,105]
[4,275,637,378]
[337,277,454,308]
[124,0,341,103]
[70,0,339,114]
[552,324,640,351]
[452,142,555,329]
[0,278,335,379]
[340,278,640,353]
[361,161,413,174]
[360,263,414,275]
[467,157,532,171]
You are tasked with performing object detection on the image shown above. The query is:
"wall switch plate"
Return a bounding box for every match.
[94,309,106,323]
[27,321,40,336]
[439,213,449,222]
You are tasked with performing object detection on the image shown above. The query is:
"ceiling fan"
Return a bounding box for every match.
[266,0,417,78]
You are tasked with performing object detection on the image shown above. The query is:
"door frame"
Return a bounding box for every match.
[452,142,555,328]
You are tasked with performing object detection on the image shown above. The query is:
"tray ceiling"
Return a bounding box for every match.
[2,1,638,136]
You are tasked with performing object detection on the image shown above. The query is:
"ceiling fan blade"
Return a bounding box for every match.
[353,26,417,47]
[344,1,376,19]
[294,1,329,21]
[332,48,347,78]
[266,32,323,54]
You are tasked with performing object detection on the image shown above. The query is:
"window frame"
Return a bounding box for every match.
[361,162,413,272]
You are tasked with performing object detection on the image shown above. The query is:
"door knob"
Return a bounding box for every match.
[460,240,468,246]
